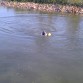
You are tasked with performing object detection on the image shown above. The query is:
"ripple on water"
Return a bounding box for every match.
[0,14,56,38]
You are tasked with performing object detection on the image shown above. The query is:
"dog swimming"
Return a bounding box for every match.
[41,31,51,36]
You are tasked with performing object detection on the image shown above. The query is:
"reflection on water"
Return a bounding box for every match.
[0,6,83,83]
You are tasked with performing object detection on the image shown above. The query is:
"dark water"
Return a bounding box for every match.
[0,6,83,83]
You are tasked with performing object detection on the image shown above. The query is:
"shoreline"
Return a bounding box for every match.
[0,1,83,14]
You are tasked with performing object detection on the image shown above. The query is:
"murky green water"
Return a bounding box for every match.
[0,6,83,83]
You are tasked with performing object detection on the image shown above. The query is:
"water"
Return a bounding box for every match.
[0,6,83,83]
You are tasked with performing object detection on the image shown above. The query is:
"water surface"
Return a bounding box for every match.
[0,6,83,83]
